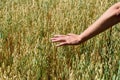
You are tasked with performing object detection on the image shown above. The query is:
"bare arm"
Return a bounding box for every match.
[51,2,120,47]
[80,2,120,43]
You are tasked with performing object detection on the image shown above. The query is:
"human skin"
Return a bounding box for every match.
[51,2,120,47]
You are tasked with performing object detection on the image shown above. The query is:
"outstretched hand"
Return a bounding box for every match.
[51,2,120,47]
[51,33,81,47]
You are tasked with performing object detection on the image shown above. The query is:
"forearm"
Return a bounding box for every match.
[51,2,120,46]
[79,4,120,43]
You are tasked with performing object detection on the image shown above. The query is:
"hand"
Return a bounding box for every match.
[104,2,120,18]
[111,2,120,16]
[51,33,81,47]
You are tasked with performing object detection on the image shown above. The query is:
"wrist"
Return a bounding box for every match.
[78,35,83,44]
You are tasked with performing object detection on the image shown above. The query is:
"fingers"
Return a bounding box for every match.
[51,37,68,47]
[51,34,68,46]
[51,38,68,47]
[53,35,66,38]
[51,34,67,42]
[56,42,68,47]
[51,37,66,42]
[67,33,75,36]
[51,38,65,42]
[51,34,74,47]
[53,33,75,38]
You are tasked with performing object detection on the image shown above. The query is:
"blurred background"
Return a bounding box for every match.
[0,0,120,80]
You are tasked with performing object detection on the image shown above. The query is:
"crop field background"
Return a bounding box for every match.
[0,0,120,80]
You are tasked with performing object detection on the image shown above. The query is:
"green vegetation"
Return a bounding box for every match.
[0,0,120,80]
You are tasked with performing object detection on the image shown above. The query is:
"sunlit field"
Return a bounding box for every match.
[0,0,120,80]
